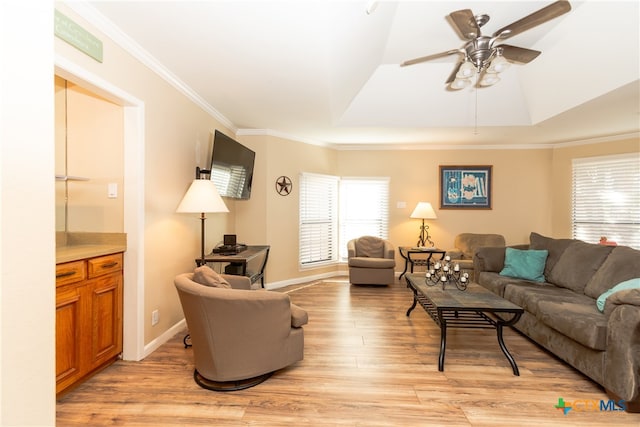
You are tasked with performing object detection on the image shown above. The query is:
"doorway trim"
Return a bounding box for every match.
[55,54,145,361]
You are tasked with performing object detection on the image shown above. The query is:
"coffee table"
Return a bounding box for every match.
[405,273,524,375]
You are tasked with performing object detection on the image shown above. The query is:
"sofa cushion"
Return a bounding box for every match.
[348,257,395,269]
[503,283,607,350]
[500,247,548,282]
[504,282,574,315]
[535,300,608,351]
[547,241,614,294]
[584,245,640,299]
[478,271,540,298]
[529,232,575,278]
[193,266,231,288]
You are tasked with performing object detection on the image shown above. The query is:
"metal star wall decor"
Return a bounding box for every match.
[275,176,292,196]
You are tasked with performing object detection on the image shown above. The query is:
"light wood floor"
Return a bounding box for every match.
[57,277,639,426]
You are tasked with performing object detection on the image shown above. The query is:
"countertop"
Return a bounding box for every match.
[56,232,127,264]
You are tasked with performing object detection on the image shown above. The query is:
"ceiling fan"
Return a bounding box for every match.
[401,0,572,89]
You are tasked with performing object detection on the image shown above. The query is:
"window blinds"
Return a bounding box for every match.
[572,153,640,249]
[299,173,339,266]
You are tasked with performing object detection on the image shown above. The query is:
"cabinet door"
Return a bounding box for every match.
[89,272,123,369]
[56,285,85,394]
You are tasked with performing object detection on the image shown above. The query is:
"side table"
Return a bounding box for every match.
[398,246,446,280]
[196,245,270,288]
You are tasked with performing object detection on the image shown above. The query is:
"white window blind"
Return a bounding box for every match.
[572,153,640,249]
[299,173,339,267]
[339,177,390,261]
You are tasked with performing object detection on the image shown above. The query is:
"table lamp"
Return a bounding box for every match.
[410,202,437,247]
[177,179,229,264]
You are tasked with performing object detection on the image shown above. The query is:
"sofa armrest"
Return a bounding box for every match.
[383,241,395,260]
[604,289,640,317]
[473,246,507,274]
[604,294,640,403]
[347,240,356,258]
[447,250,463,260]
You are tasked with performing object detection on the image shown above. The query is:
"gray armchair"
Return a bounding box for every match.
[448,233,505,280]
[347,236,396,286]
[174,270,307,391]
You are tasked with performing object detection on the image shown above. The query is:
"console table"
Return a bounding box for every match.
[196,245,270,288]
[398,246,447,279]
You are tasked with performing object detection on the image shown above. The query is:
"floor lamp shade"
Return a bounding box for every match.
[176,179,229,214]
[177,179,229,263]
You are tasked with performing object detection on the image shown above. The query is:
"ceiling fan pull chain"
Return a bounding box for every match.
[474,73,479,135]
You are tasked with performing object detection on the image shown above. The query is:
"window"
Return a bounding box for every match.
[339,177,389,260]
[299,174,390,267]
[299,173,339,267]
[572,153,640,249]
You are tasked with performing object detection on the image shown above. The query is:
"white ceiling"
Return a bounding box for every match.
[81,0,639,148]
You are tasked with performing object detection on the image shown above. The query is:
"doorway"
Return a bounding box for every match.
[55,58,145,361]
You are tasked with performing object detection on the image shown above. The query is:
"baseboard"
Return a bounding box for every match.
[266,271,346,290]
[143,318,186,359]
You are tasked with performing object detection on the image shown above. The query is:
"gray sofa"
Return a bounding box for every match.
[474,232,640,412]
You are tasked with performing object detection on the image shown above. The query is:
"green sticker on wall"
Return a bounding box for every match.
[54,9,103,63]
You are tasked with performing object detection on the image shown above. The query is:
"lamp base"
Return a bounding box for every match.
[417,220,435,247]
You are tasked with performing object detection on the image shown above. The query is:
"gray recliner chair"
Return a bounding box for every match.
[347,236,396,286]
[448,233,506,280]
[174,269,308,391]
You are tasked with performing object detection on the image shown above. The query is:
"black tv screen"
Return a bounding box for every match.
[209,130,255,200]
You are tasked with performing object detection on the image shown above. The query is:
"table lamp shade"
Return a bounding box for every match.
[410,202,437,219]
[177,179,229,213]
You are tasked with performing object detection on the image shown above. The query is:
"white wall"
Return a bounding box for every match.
[0,1,56,425]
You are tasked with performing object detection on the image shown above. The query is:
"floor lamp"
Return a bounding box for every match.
[410,202,437,248]
[177,179,229,265]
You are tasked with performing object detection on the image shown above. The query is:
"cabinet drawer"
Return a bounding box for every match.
[88,253,123,278]
[56,260,86,287]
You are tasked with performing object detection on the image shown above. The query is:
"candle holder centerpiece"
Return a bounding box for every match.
[425,256,469,290]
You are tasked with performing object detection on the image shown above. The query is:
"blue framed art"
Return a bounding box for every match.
[439,165,492,209]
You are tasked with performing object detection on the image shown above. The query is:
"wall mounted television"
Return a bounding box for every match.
[209,130,255,200]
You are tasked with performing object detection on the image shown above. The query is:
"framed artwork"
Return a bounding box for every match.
[439,165,492,209]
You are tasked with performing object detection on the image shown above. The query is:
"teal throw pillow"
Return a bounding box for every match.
[500,247,549,282]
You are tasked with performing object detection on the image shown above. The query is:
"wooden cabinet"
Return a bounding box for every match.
[56,252,123,396]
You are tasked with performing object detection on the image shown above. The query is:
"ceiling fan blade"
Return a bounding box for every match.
[400,49,460,67]
[449,9,480,39]
[445,61,463,84]
[499,44,541,64]
[492,0,571,39]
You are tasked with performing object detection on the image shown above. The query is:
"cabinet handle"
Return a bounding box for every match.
[56,271,76,278]
[101,262,118,269]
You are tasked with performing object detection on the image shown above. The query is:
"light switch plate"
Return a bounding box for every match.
[108,183,118,198]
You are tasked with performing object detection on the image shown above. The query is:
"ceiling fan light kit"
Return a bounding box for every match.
[456,61,476,79]
[479,73,501,87]
[402,1,571,90]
